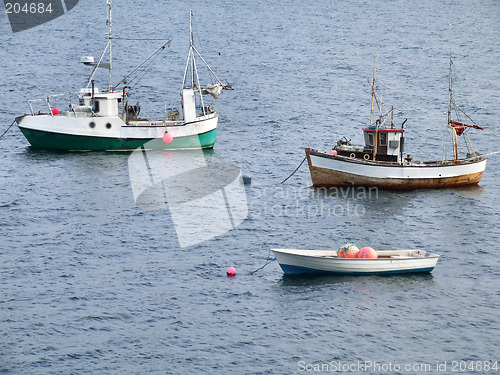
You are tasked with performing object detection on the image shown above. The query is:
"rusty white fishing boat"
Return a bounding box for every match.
[305,57,487,190]
[15,4,231,151]
[272,248,440,275]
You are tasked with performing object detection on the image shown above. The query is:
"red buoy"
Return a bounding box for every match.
[51,108,60,115]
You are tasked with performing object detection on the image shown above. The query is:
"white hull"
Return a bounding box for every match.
[306,148,487,189]
[17,112,218,140]
[272,248,440,275]
[16,112,219,151]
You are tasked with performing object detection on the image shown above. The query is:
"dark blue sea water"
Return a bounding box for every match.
[1,1,500,374]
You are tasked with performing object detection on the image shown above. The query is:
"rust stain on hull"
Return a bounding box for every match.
[308,166,484,190]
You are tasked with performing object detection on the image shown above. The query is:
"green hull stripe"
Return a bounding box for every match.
[18,128,217,151]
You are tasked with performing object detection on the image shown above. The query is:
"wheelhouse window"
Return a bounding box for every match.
[379,133,387,146]
[368,134,374,146]
[93,100,100,113]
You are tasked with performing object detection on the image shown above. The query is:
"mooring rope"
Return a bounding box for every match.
[482,150,500,157]
[0,120,16,140]
[280,156,306,184]
[249,249,276,275]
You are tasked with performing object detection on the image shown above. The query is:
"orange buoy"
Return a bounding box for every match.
[338,243,359,258]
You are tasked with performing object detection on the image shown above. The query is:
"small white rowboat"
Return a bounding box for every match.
[271,248,440,275]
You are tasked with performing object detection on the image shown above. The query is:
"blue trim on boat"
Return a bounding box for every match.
[279,264,435,275]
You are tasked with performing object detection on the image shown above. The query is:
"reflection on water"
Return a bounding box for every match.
[278,272,435,288]
[451,184,484,200]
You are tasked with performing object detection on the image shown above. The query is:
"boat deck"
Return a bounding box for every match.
[311,149,486,167]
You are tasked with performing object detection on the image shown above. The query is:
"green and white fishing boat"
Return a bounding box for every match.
[15,4,231,151]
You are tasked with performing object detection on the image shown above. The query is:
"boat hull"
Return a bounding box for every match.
[305,148,487,190]
[16,114,218,151]
[18,127,217,151]
[272,249,439,275]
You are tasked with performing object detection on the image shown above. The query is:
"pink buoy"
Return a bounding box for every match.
[162,132,173,144]
[330,149,338,155]
[226,266,236,276]
[357,247,378,259]
[51,108,60,115]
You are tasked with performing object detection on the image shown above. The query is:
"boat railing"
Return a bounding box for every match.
[422,156,485,165]
[405,158,484,166]
[27,92,82,116]
[127,119,185,127]
[333,153,403,166]
[332,152,484,166]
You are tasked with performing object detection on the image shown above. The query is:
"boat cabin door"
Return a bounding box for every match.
[182,89,196,122]
[377,132,388,155]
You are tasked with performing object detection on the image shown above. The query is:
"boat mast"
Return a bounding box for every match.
[181,11,206,114]
[84,2,112,89]
[447,55,452,126]
[190,10,195,88]
[448,54,459,161]
[370,56,376,127]
[182,11,196,89]
[371,57,379,161]
[106,0,113,91]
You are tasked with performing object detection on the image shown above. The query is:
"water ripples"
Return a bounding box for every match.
[1,0,500,373]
